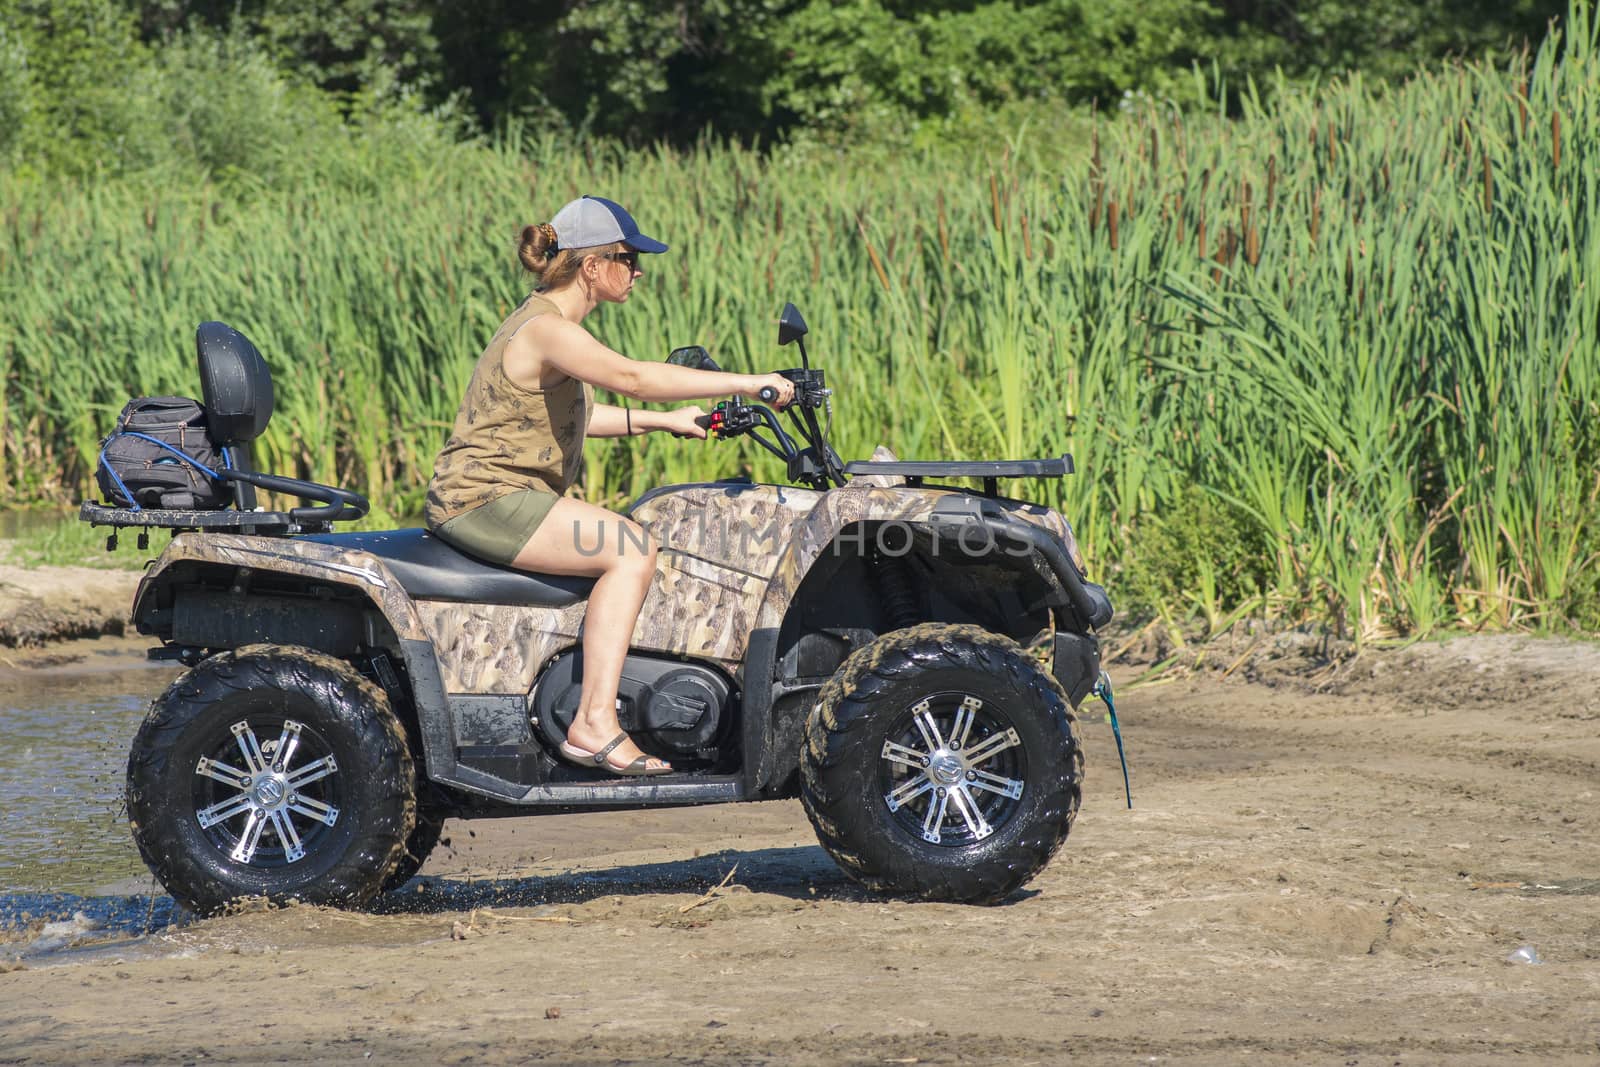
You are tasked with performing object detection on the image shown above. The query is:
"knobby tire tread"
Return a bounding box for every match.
[800,623,1083,904]
[126,644,416,913]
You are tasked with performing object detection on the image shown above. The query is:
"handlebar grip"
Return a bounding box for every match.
[758,386,779,403]
[693,413,714,429]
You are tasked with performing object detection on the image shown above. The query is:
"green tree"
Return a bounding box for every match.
[1211,0,1564,83]
[126,0,439,96]
[764,0,1220,136]
[0,10,37,166]
[430,0,790,142]
[2,0,1577,170]
[0,0,152,175]
[430,0,1220,143]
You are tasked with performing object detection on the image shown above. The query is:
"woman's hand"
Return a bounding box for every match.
[742,373,796,408]
[661,405,710,439]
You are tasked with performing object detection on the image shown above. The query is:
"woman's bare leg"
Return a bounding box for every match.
[508,497,666,772]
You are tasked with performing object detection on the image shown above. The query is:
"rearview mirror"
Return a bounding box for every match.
[667,345,720,372]
[777,303,808,347]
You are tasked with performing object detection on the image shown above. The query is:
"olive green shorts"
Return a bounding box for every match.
[430,490,561,566]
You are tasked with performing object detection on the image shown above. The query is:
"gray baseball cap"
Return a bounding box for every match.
[548,195,668,254]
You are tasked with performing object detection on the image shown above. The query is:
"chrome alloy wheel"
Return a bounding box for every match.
[192,719,341,865]
[878,694,1026,847]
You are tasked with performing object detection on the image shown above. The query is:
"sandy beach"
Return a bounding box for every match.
[1,597,1597,1063]
[0,561,141,650]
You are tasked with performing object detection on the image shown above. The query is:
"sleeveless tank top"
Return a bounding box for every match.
[424,293,594,528]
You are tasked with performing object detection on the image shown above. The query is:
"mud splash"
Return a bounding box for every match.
[0,891,180,967]
[0,644,176,894]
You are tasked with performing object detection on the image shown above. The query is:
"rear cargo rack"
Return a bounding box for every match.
[81,469,367,539]
[79,319,369,543]
[80,501,331,537]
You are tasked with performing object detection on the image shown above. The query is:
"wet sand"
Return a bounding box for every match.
[2,631,1598,1063]
[0,563,140,648]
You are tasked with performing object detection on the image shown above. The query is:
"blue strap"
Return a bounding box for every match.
[97,431,225,510]
[115,432,227,481]
[1091,671,1132,809]
[97,442,142,511]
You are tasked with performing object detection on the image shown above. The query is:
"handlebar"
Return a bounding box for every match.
[683,385,781,435]
[667,348,843,491]
[683,388,779,439]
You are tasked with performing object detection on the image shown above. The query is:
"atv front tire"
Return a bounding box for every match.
[800,623,1083,904]
[126,645,417,913]
[381,807,448,891]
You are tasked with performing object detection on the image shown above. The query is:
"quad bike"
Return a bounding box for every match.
[84,303,1114,912]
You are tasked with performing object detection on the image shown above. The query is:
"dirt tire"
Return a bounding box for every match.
[381,808,448,891]
[800,623,1083,904]
[126,644,417,913]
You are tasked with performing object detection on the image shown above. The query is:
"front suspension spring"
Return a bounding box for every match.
[875,551,920,630]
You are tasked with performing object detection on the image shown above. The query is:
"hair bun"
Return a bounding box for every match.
[518,223,556,274]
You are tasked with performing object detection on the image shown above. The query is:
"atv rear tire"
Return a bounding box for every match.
[126,645,416,913]
[800,623,1083,904]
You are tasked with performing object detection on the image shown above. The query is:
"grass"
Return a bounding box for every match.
[1,5,1596,639]
[1,519,155,571]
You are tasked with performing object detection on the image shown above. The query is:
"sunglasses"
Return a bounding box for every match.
[602,250,640,270]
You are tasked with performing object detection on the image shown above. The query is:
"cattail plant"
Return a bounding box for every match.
[2,2,1596,641]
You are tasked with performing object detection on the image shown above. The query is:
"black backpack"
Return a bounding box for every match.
[96,396,231,510]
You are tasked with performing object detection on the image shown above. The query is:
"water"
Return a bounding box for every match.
[0,506,75,540]
[0,654,178,897]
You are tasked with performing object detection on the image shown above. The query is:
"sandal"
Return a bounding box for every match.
[559,733,673,777]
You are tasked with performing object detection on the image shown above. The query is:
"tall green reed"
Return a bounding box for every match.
[2,4,1595,639]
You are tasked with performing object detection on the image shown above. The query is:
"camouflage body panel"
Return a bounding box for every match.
[138,477,1081,694]
[414,599,582,694]
[1017,504,1085,568]
[413,550,763,693]
[635,550,766,664]
[750,483,1071,633]
[629,471,1081,630]
[628,481,822,576]
[138,532,429,642]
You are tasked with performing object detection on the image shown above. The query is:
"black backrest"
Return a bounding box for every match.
[196,321,274,445]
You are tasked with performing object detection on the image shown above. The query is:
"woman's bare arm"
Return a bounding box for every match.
[587,403,708,439]
[507,314,793,405]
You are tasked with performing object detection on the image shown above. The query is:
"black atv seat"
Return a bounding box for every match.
[303,529,595,607]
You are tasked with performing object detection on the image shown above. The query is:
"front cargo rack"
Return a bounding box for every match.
[843,454,1073,497]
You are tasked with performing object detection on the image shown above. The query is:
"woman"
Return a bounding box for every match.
[425,195,794,777]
